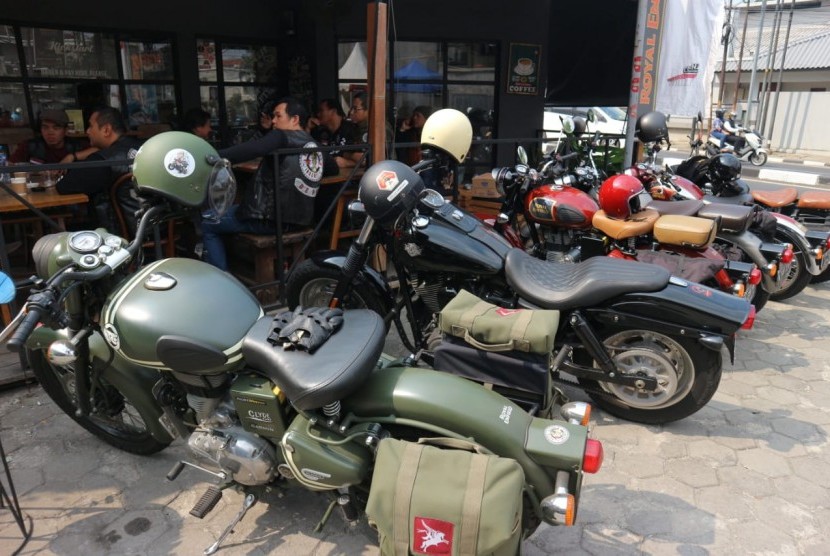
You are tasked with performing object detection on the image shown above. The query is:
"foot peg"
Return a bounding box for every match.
[191,485,223,519]
[204,492,257,555]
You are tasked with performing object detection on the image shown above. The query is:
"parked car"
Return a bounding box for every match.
[542,105,628,152]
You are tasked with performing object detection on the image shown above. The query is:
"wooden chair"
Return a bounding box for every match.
[110,173,176,258]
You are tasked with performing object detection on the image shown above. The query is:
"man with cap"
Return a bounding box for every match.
[10,108,86,164]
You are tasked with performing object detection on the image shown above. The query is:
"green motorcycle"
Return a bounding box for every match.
[0,132,601,554]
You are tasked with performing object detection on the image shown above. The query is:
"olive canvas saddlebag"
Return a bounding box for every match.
[438,290,559,355]
[366,437,525,556]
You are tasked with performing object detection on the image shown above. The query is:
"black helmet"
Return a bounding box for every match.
[715,109,725,120]
[635,111,669,143]
[709,153,742,181]
[572,116,587,138]
[359,160,425,226]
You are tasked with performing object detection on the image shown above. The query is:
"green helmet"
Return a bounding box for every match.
[132,131,235,214]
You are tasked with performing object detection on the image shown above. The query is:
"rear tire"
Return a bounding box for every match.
[286,259,389,318]
[811,266,830,284]
[575,325,722,424]
[28,349,169,455]
[770,247,812,301]
[749,285,770,312]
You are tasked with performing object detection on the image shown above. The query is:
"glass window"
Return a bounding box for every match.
[121,40,174,80]
[0,26,21,77]
[21,27,118,79]
[221,44,277,83]
[197,39,217,82]
[125,84,176,127]
[448,42,496,82]
[394,42,442,76]
[0,82,28,127]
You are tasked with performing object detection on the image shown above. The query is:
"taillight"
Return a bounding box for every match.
[583,439,604,474]
[749,268,762,285]
[825,236,830,250]
[741,305,756,330]
[781,246,794,264]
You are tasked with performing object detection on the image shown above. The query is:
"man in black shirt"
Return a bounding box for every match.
[312,98,358,168]
[56,107,143,232]
[201,97,326,270]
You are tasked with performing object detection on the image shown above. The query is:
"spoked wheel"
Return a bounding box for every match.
[28,349,170,455]
[749,151,768,166]
[286,259,389,317]
[770,247,812,301]
[576,327,722,424]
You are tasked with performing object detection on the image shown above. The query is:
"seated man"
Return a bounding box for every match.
[312,98,359,168]
[56,107,143,233]
[201,96,326,271]
[10,109,85,164]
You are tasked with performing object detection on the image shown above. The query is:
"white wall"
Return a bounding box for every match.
[766,90,830,153]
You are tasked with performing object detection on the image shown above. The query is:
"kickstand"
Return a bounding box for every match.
[313,496,338,534]
[204,492,257,555]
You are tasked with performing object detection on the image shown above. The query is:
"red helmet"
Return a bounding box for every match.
[598,174,652,219]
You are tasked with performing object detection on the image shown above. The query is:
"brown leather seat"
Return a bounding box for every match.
[797,190,830,210]
[592,208,660,240]
[752,188,798,207]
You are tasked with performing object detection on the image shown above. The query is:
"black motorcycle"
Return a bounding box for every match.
[287,159,753,425]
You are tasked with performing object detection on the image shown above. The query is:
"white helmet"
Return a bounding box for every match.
[420,108,473,163]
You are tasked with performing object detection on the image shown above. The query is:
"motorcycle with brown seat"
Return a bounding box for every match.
[0,131,601,554]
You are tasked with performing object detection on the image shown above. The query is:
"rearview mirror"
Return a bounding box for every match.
[561,116,576,135]
[517,146,528,165]
[586,108,596,123]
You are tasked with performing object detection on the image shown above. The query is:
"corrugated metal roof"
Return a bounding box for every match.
[722,29,830,71]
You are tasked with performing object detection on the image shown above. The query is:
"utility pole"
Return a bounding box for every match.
[766,0,796,147]
[732,1,751,110]
[758,0,784,136]
[746,0,769,126]
[718,0,735,108]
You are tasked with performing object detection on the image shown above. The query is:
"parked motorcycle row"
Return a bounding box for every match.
[0,106,825,554]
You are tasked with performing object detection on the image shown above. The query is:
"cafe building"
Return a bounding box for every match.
[0,0,635,163]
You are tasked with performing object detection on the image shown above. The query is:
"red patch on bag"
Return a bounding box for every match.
[495,308,521,317]
[412,516,453,554]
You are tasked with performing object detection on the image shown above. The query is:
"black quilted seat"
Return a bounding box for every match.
[241,309,386,411]
[504,249,670,310]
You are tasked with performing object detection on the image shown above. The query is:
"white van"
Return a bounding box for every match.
[542,106,628,152]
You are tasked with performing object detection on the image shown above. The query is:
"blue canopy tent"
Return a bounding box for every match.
[393,60,441,92]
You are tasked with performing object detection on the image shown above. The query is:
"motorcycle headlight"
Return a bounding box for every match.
[206,159,237,221]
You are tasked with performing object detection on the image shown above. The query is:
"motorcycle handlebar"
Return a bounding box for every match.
[6,305,44,352]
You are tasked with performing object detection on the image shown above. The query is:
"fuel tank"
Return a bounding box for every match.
[101,258,263,374]
[525,185,598,229]
[394,203,512,275]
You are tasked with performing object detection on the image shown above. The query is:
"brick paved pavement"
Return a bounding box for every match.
[1,281,828,555]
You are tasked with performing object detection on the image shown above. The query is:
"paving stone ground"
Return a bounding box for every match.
[1,281,829,555]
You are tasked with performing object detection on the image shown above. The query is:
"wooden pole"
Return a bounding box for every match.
[366,1,388,164]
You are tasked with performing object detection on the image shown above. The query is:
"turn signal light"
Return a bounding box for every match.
[732,282,745,298]
[560,401,591,426]
[583,439,604,474]
[741,305,756,330]
[781,246,794,264]
[766,262,778,277]
[749,268,762,285]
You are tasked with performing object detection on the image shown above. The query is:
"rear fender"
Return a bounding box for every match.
[717,230,778,291]
[771,217,821,275]
[307,250,395,309]
[343,365,589,500]
[27,327,175,443]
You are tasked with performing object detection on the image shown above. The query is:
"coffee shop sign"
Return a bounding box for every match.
[507,43,541,96]
[48,41,95,55]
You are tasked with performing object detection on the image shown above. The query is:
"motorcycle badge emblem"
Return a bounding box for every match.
[495,308,521,317]
[376,170,399,191]
[103,323,120,349]
[543,424,570,445]
[413,517,453,554]
[163,149,196,178]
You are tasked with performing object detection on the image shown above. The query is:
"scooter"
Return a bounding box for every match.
[707,127,768,166]
[0,132,602,554]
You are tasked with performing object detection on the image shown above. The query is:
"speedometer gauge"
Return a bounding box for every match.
[68,231,103,253]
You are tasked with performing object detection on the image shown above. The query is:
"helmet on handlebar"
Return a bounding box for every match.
[572,116,587,138]
[635,111,669,143]
[420,108,473,163]
[598,174,653,219]
[709,153,742,181]
[359,159,425,226]
[132,131,236,217]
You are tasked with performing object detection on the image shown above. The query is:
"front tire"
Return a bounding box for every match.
[575,326,722,424]
[28,349,170,455]
[286,259,388,317]
[749,151,768,166]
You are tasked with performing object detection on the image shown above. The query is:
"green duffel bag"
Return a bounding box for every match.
[366,437,525,556]
[439,289,559,354]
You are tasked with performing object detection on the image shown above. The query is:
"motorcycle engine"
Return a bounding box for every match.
[187,404,278,486]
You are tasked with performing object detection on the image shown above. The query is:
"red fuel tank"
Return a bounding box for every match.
[525,185,599,229]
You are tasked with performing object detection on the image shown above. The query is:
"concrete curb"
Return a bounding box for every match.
[663,150,830,187]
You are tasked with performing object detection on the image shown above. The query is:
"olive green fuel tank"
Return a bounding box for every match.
[101,258,263,374]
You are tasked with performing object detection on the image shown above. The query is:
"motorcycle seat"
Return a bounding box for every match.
[648,199,705,217]
[653,215,716,249]
[592,208,660,239]
[797,190,830,210]
[697,203,755,233]
[504,248,670,310]
[752,188,798,207]
[241,309,386,411]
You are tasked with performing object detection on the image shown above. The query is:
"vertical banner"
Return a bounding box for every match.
[655,0,724,116]
[506,43,541,95]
